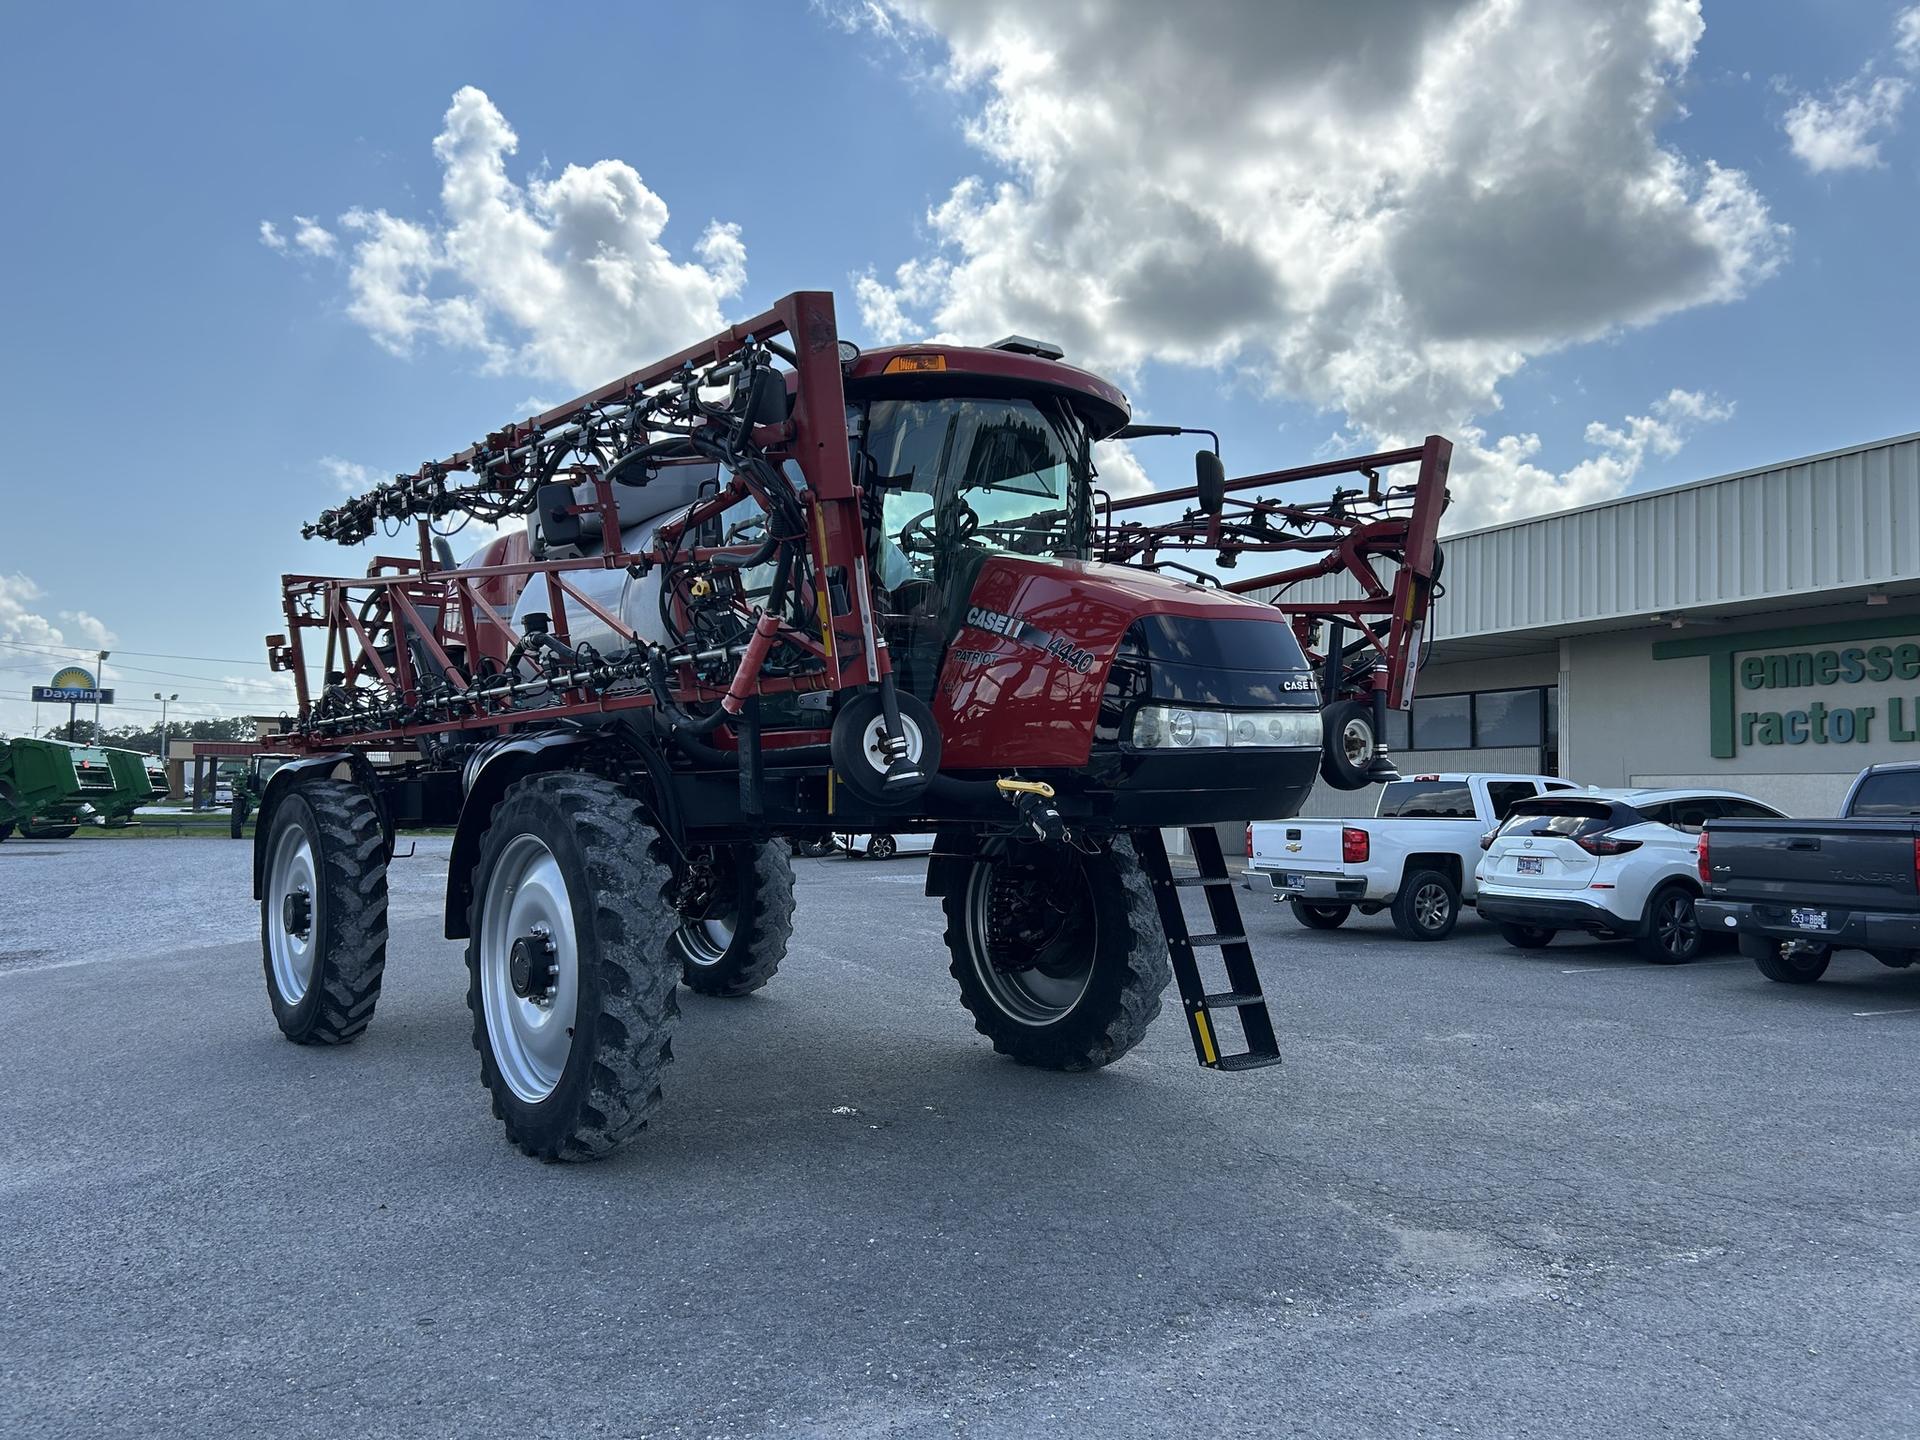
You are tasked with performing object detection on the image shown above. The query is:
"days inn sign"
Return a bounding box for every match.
[1654,615,1920,760]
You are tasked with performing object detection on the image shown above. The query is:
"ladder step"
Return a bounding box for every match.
[1213,1051,1284,1072]
[1171,874,1237,889]
[1201,990,1265,1010]
[1183,932,1248,948]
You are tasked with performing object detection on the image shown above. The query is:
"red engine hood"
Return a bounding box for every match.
[933,555,1298,770]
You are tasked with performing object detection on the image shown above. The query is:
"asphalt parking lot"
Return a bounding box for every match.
[2,836,1916,1439]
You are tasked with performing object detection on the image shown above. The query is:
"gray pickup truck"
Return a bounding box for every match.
[1696,763,1920,984]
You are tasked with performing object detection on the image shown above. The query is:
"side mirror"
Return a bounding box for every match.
[743,367,791,427]
[1195,449,1226,516]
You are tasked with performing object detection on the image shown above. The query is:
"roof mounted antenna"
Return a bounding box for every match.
[989,335,1065,361]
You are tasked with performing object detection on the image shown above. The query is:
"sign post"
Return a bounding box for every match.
[32,667,114,741]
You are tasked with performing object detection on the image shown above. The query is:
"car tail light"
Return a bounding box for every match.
[1480,830,1497,851]
[1698,832,1711,885]
[1245,824,1253,859]
[1575,834,1642,857]
[1342,826,1369,863]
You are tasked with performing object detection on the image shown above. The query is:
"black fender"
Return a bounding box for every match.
[443,731,601,940]
[251,753,392,899]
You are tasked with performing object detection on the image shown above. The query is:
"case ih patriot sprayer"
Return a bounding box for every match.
[255,292,1448,1160]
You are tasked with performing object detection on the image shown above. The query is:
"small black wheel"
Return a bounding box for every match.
[1289,899,1351,930]
[260,781,388,1045]
[1637,885,1702,964]
[466,773,682,1161]
[1318,700,1376,791]
[1391,868,1459,941]
[1499,923,1556,950]
[0,820,12,843]
[829,689,941,807]
[1740,934,1832,983]
[20,817,79,839]
[674,842,796,997]
[942,836,1170,1071]
[229,796,249,840]
[866,833,899,861]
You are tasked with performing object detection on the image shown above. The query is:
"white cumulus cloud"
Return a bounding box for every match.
[1781,6,1920,173]
[301,87,747,388]
[847,0,1786,524]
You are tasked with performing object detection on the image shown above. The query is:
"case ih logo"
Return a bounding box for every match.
[963,606,1097,674]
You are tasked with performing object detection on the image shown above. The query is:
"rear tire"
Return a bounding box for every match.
[942,836,1170,1071]
[1318,700,1376,791]
[1741,934,1833,984]
[674,842,796,998]
[1636,885,1702,964]
[1498,923,1556,950]
[1289,899,1351,930]
[466,773,681,1161]
[259,781,387,1045]
[1391,869,1459,941]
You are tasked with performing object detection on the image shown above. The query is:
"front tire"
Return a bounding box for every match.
[674,842,796,997]
[866,833,898,861]
[942,836,1171,1071]
[259,781,388,1045]
[1391,869,1459,941]
[466,773,681,1161]
[1289,899,1351,930]
[1741,934,1833,984]
[1636,885,1702,964]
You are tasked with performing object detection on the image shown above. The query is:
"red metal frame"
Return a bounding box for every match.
[1094,436,1451,709]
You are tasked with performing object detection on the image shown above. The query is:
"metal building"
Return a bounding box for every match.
[1291,428,1920,816]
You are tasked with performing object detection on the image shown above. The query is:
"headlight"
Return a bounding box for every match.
[1128,705,1319,750]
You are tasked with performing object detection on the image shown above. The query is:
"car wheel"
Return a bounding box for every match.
[1390,869,1459,941]
[1637,885,1702,964]
[1317,700,1376,791]
[1289,899,1351,930]
[866,833,898,861]
[1498,923,1556,950]
[1740,935,1833,984]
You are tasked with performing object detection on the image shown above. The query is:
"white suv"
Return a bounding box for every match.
[1474,788,1785,962]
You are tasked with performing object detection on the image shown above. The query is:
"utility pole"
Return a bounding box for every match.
[95,650,110,742]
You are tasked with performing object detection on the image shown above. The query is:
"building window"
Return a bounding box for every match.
[1411,693,1471,749]
[1384,706,1411,752]
[1474,689,1544,748]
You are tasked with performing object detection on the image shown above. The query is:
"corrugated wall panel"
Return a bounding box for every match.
[1276,433,1920,641]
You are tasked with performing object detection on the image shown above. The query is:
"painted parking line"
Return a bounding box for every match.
[1852,1007,1920,1017]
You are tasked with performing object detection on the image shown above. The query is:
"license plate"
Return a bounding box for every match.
[1516,856,1544,876]
[1285,873,1304,889]
[1790,908,1829,931]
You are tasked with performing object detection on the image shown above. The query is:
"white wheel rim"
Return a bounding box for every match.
[266,823,317,1004]
[479,834,580,1103]
[679,912,738,967]
[1339,716,1374,766]
[857,710,923,777]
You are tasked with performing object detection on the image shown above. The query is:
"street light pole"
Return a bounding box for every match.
[95,649,110,741]
[155,692,178,799]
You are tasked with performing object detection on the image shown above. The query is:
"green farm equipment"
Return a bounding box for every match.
[229,753,294,839]
[92,746,166,828]
[0,737,117,841]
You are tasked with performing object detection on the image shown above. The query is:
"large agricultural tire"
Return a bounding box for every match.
[1289,899,1351,930]
[259,781,388,1045]
[1390,868,1459,941]
[229,796,250,840]
[942,835,1171,1072]
[465,773,681,1162]
[674,841,796,998]
[1740,934,1832,984]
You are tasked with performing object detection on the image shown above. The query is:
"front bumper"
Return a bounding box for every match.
[1695,899,1920,955]
[1476,890,1636,937]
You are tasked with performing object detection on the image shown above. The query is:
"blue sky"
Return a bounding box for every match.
[2,1,1916,736]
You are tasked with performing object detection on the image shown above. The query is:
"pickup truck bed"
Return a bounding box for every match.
[1697,809,1920,983]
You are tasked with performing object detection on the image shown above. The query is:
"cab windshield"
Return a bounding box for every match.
[860,396,1090,585]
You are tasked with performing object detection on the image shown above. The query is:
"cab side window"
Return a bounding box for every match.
[1485,782,1536,821]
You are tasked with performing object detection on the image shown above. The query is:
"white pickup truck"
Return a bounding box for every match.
[1251,773,1577,940]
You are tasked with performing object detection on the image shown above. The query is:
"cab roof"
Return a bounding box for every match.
[846,343,1132,440]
